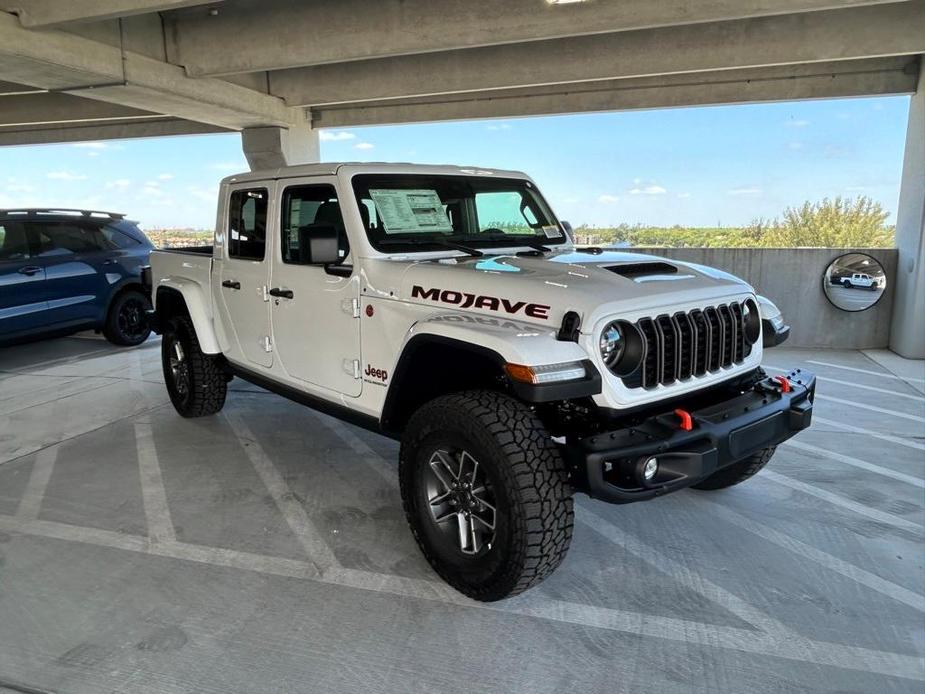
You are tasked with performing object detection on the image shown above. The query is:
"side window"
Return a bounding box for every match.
[0,222,29,261]
[474,191,540,235]
[228,189,268,260]
[101,225,140,249]
[35,222,114,256]
[281,184,349,265]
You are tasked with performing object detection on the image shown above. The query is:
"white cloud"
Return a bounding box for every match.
[6,182,35,193]
[319,131,356,142]
[486,123,512,131]
[676,192,692,199]
[142,185,165,197]
[355,142,375,150]
[157,173,174,180]
[786,141,804,150]
[87,151,101,157]
[71,142,108,149]
[629,185,666,195]
[47,171,87,181]
[105,179,131,189]
[188,185,219,203]
[785,119,811,128]
[728,186,762,196]
[597,194,620,204]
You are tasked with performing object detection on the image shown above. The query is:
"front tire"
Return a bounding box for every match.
[161,315,227,417]
[399,391,574,601]
[691,446,776,490]
[103,290,151,346]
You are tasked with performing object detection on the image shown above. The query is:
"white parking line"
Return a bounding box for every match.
[782,439,925,489]
[223,411,341,574]
[808,360,925,384]
[0,512,921,681]
[764,365,925,402]
[15,447,58,521]
[813,394,925,424]
[576,504,796,639]
[135,420,176,544]
[813,416,925,452]
[761,470,924,533]
[691,496,925,612]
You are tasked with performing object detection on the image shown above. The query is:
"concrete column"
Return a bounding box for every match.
[889,61,925,358]
[241,125,319,171]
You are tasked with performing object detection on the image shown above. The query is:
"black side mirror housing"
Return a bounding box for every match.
[297,223,341,265]
[561,220,574,239]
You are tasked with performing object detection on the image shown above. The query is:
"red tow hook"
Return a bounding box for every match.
[674,408,693,431]
[773,375,792,393]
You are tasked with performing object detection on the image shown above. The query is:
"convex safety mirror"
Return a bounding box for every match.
[823,252,886,312]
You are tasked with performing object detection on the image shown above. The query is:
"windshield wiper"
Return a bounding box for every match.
[378,237,483,258]
[477,234,551,254]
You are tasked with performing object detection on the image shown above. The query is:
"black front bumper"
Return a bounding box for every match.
[571,369,815,504]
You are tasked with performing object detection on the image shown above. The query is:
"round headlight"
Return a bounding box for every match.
[600,320,645,377]
[599,323,624,366]
[742,298,761,345]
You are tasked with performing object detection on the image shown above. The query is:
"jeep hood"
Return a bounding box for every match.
[368,249,754,329]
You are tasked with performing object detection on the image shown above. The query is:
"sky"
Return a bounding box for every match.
[0,95,911,230]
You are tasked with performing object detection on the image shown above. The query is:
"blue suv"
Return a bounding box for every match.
[0,208,154,346]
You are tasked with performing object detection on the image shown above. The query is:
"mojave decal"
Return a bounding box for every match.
[411,285,551,320]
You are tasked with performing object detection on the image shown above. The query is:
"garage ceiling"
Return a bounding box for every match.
[0,0,922,143]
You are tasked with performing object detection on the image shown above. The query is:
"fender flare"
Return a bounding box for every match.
[154,279,221,354]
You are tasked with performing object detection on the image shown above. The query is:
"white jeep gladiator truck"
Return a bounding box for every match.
[146,163,813,601]
[842,272,878,289]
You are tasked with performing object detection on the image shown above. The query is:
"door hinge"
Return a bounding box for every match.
[342,298,361,318]
[263,336,272,353]
[262,285,270,302]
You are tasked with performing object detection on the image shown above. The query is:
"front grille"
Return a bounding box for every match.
[622,301,753,389]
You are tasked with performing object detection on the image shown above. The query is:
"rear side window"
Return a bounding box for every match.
[0,222,29,261]
[35,222,113,256]
[101,225,141,249]
[228,189,268,260]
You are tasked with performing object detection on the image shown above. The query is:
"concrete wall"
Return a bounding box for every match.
[625,247,897,350]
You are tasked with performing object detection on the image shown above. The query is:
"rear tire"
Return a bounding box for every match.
[103,290,151,346]
[162,314,227,417]
[399,391,574,601]
[691,446,776,490]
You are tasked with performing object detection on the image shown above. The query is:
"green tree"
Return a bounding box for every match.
[762,196,893,248]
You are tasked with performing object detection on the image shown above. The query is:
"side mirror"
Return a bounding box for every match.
[297,223,341,265]
[560,220,574,239]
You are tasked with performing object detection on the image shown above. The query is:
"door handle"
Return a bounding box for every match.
[17,266,41,276]
[221,280,241,290]
[268,287,294,299]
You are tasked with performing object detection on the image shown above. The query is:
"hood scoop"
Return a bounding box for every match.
[605,261,678,278]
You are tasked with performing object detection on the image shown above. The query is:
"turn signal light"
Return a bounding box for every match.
[504,361,586,385]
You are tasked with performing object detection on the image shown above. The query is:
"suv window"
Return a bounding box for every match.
[35,222,113,256]
[281,185,349,265]
[0,221,29,261]
[228,189,268,260]
[101,225,140,249]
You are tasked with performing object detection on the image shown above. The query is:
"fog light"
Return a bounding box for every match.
[643,457,659,481]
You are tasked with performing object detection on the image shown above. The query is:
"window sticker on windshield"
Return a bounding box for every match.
[542,225,560,239]
[369,189,453,233]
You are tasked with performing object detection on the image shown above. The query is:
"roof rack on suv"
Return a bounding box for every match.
[0,208,126,220]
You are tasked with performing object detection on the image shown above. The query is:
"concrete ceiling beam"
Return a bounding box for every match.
[4,0,222,27]
[310,57,920,127]
[0,118,228,146]
[271,2,925,107]
[162,0,904,77]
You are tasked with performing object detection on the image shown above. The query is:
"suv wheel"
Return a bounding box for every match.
[103,290,152,346]
[161,315,227,417]
[691,446,776,490]
[399,391,574,601]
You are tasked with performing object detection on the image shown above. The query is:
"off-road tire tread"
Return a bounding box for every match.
[400,390,573,601]
[691,446,776,490]
[163,315,226,417]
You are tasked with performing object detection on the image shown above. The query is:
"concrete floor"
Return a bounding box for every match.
[0,335,923,693]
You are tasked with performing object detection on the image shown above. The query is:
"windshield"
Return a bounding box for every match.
[351,174,567,253]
